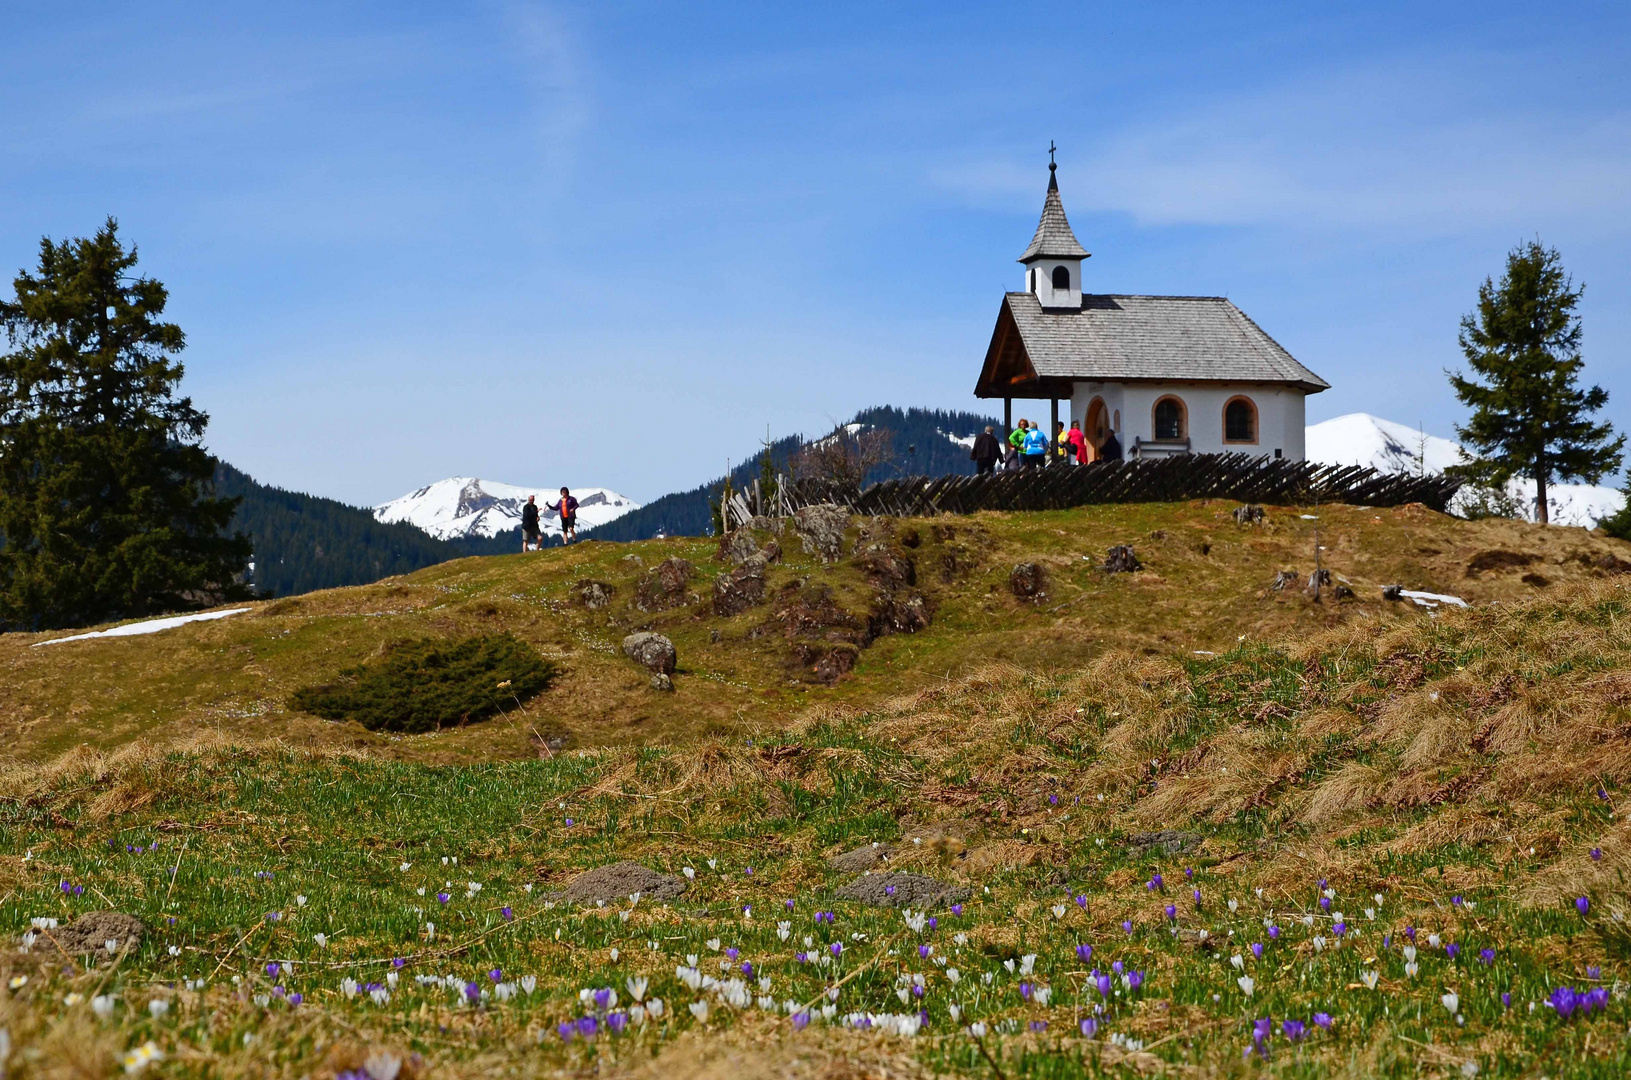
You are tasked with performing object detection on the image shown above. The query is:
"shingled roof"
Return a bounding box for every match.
[977,292,1330,396]
[1017,166,1089,263]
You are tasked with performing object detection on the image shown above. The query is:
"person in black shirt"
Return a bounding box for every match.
[521,495,542,551]
[970,425,1002,475]
[1100,429,1123,462]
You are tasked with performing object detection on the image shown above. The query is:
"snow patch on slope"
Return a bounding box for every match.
[1306,413,1623,528]
[374,478,639,541]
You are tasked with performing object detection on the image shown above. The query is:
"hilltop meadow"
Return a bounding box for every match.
[1,501,1629,1078]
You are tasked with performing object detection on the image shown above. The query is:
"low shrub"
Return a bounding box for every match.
[289,633,560,732]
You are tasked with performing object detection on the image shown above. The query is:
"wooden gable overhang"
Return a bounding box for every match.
[973,296,1076,400]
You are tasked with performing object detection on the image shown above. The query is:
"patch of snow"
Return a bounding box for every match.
[1307,413,1624,528]
[1398,591,1469,610]
[374,478,640,541]
[33,608,252,647]
[940,430,976,450]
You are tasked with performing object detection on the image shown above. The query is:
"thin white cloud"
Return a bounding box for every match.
[932,55,1631,235]
[501,2,591,196]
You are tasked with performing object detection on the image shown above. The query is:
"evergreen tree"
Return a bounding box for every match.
[1448,240,1623,524]
[0,219,250,629]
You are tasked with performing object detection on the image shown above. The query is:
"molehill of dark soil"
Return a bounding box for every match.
[42,911,146,954]
[553,862,687,905]
[834,871,968,909]
[827,842,896,874]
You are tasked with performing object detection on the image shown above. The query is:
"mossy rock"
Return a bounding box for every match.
[290,633,560,733]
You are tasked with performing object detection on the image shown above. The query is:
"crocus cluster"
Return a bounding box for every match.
[1549,986,1610,1019]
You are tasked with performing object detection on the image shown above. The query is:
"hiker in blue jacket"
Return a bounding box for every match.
[1021,422,1049,467]
[548,488,580,543]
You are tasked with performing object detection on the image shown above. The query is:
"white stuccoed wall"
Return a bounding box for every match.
[1067,382,1309,459]
[1026,259,1082,310]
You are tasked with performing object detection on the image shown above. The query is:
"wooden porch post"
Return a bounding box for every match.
[1049,398,1059,463]
[1004,397,1012,438]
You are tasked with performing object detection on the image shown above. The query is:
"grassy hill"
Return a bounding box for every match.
[5,499,1629,767]
[1,560,1626,1076]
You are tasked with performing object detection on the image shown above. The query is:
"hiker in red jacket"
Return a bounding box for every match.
[548,488,580,543]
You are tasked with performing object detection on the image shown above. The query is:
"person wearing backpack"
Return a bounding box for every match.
[521,495,543,552]
[548,488,580,543]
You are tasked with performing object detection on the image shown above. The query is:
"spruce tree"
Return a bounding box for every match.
[1448,240,1623,524]
[0,219,250,629]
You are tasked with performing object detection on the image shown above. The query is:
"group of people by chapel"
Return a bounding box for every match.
[968,418,1120,474]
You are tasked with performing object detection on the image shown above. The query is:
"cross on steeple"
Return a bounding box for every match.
[1048,140,1057,169]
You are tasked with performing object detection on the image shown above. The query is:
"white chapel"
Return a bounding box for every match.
[974,160,1328,461]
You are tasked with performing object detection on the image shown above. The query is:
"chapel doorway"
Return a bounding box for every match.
[1085,398,1109,461]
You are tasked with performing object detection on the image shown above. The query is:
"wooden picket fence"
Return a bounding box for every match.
[775,454,1461,521]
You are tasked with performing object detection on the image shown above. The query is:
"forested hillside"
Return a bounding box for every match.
[214,464,514,597]
[588,405,998,541]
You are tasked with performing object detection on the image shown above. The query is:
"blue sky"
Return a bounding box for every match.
[4,2,1629,505]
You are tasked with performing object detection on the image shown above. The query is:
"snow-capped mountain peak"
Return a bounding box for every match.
[1307,413,1622,528]
[374,477,639,541]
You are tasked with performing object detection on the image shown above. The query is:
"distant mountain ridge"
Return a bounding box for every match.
[374,477,639,541]
[214,463,513,598]
[1306,412,1623,528]
[583,405,1000,542]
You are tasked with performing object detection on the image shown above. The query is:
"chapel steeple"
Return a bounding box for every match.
[1018,146,1088,309]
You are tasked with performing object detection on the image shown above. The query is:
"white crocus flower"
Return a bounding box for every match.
[1441,992,1459,1014]
[147,999,169,1018]
[313,933,327,948]
[1237,975,1255,997]
[683,867,696,880]
[627,976,648,1002]
[1361,970,1380,990]
[689,1000,709,1022]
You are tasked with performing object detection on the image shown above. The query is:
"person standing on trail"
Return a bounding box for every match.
[549,487,580,543]
[521,495,542,552]
[971,425,1002,475]
[1022,421,1049,467]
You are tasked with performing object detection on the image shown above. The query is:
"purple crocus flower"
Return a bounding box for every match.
[1095,974,1112,997]
[1590,848,1602,861]
[564,818,574,827]
[951,904,963,916]
[1587,965,1601,979]
[73,885,83,896]
[557,1022,575,1041]
[1576,896,1590,915]
[885,885,896,898]
[1268,925,1280,940]
[1029,1020,1048,1032]
[437,892,450,904]
[1333,922,1346,937]
[1185,867,1194,880]
[1127,971,1144,990]
[1318,878,1327,889]
[928,917,938,930]
[490,968,503,983]
[1165,904,1177,921]
[1049,794,1059,805]
[1479,949,1494,965]
[1313,1012,1332,1030]
[266,962,280,977]
[830,942,842,957]
[1282,1019,1306,1041]
[265,911,280,921]
[742,961,754,978]
[1122,920,1134,935]
[1319,896,1332,912]
[1150,872,1164,890]
[1451,895,1463,907]
[501,907,513,921]
[464,982,480,1003]
[1405,926,1416,942]
[1501,992,1511,1009]
[725,947,740,961]
[744,867,753,876]
[392,957,406,968]
[1112,961,1124,974]
[289,992,303,1006]
[593,987,612,1009]
[1250,942,1263,960]
[576,1015,598,1036]
[1075,895,1088,909]
[1080,1017,1098,1037]
[1076,944,1093,962]
[1193,889,1202,908]
[1550,986,1577,1018]
[795,952,808,964]
[1020,982,1033,1000]
[273,985,286,997]
[919,945,931,959]
[785,899,795,911]
[1444,942,1458,959]
[608,1011,627,1033]
[792,1011,810,1030]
